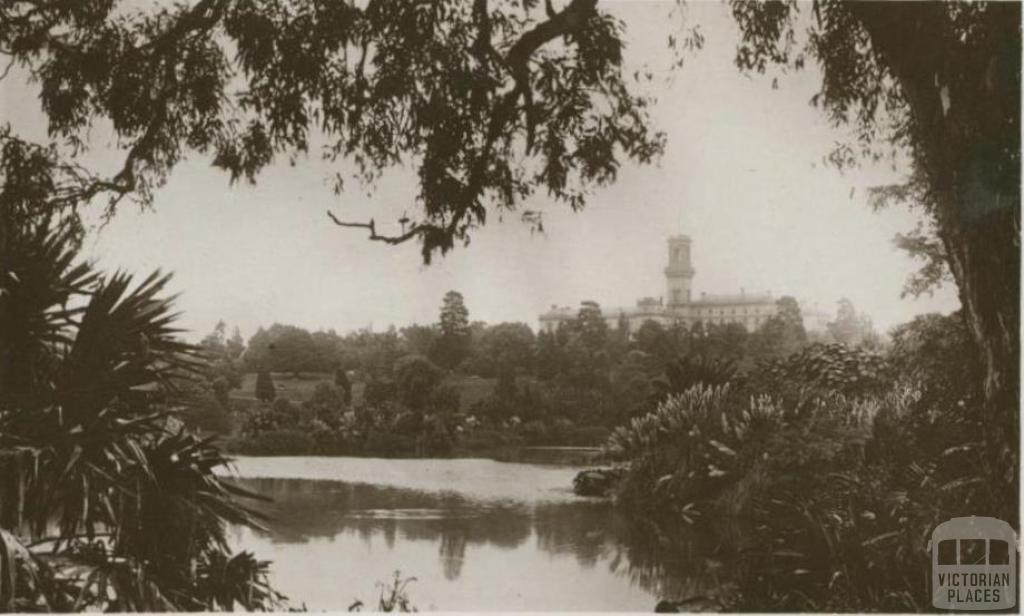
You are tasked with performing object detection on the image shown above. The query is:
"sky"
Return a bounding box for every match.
[4,0,960,342]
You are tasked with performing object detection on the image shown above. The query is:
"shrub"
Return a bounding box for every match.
[255,370,276,402]
[394,355,444,409]
[309,420,355,455]
[609,315,1000,612]
[179,395,235,435]
[392,410,424,435]
[456,429,520,451]
[418,414,455,454]
[212,376,231,409]
[748,343,890,402]
[428,383,461,413]
[363,430,417,455]
[888,312,982,410]
[608,385,783,519]
[306,382,346,426]
[520,419,549,443]
[653,355,738,399]
[231,430,314,456]
[728,387,943,611]
[559,425,609,446]
[364,378,396,407]
[334,368,353,404]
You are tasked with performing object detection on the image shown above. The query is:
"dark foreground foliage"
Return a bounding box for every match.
[607,316,1003,611]
[0,221,283,610]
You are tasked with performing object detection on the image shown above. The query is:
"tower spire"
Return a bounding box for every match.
[664,235,695,306]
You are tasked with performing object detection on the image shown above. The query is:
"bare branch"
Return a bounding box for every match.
[0,56,14,81]
[326,211,425,245]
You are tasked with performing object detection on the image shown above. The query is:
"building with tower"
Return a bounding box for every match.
[539,234,828,334]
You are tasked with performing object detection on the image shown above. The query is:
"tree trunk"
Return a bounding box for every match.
[851,2,1020,519]
[939,186,1019,517]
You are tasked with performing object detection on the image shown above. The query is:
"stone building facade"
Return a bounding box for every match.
[539,235,827,334]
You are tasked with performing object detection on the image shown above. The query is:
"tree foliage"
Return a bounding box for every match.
[726,0,1020,503]
[472,321,536,376]
[393,354,443,410]
[432,290,471,369]
[0,0,664,261]
[747,295,806,359]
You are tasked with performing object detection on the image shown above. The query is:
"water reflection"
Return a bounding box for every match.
[229,460,726,611]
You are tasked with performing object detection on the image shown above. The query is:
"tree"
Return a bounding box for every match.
[439,291,470,338]
[306,382,345,426]
[245,324,331,375]
[0,218,276,610]
[394,355,444,411]
[255,370,276,403]
[889,312,983,413]
[749,296,807,359]
[473,322,536,377]
[341,327,404,378]
[828,298,860,346]
[0,0,662,262]
[310,329,341,371]
[432,291,471,370]
[575,300,609,352]
[556,302,610,390]
[212,376,231,409]
[201,319,245,386]
[728,1,1019,503]
[201,320,229,356]
[334,367,353,405]
[610,349,658,421]
[633,319,674,362]
[535,329,565,380]
[706,322,749,361]
[401,324,439,358]
[826,298,877,348]
[226,326,246,360]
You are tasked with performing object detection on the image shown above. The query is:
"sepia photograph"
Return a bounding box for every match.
[0,0,1019,612]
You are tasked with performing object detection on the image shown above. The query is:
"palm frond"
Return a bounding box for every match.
[0,224,98,402]
[57,270,204,427]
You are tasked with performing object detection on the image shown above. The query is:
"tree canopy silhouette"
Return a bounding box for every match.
[0,0,663,260]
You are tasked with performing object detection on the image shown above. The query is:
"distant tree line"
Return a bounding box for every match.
[191,291,879,443]
[214,293,875,380]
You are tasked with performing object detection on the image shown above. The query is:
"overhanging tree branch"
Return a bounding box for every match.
[326,211,426,246]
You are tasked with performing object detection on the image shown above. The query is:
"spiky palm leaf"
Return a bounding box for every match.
[57,269,205,427]
[0,527,75,612]
[115,430,268,585]
[1,221,279,610]
[0,224,97,402]
[652,355,738,402]
[196,550,284,611]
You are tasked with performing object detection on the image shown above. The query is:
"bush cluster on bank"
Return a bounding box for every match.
[598,321,1002,611]
[215,360,613,457]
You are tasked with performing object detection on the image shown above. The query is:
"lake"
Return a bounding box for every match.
[224,455,725,611]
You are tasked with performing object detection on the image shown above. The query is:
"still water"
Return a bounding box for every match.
[224,455,722,611]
